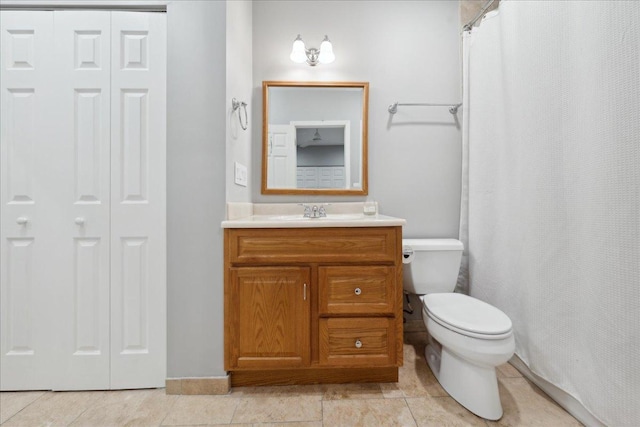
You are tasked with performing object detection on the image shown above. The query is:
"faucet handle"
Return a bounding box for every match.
[319,203,331,217]
[298,203,312,218]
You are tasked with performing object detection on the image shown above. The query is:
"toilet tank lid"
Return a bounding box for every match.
[402,239,463,251]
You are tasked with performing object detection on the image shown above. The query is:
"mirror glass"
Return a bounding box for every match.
[262,81,369,195]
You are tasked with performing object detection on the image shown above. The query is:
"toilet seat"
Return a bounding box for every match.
[420,294,513,340]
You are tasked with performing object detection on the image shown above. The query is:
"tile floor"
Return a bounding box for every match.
[0,330,582,427]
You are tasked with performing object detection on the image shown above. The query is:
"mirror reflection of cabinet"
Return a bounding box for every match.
[262,81,369,195]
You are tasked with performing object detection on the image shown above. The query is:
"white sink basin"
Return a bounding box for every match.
[266,215,308,221]
[266,213,368,221]
[321,213,369,221]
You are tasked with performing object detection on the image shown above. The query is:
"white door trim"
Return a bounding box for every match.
[290,120,351,189]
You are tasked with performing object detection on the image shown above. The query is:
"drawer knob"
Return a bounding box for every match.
[355,339,362,349]
[354,287,362,296]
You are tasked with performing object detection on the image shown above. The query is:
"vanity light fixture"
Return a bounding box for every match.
[290,34,335,66]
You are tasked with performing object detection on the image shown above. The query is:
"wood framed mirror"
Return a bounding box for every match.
[262,81,369,195]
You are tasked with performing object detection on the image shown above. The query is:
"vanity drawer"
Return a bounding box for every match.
[227,227,398,264]
[319,266,395,315]
[319,318,396,367]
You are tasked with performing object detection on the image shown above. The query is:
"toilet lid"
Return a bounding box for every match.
[421,293,512,336]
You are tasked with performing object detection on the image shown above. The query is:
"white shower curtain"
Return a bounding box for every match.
[456,28,473,295]
[463,2,639,426]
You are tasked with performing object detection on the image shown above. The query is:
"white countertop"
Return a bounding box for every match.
[221,213,406,229]
[221,202,406,229]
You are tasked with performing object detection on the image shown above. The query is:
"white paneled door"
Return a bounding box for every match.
[267,125,297,188]
[53,10,112,392]
[0,10,57,391]
[109,11,166,390]
[0,10,166,391]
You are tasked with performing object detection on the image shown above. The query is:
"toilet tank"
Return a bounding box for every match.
[402,239,464,294]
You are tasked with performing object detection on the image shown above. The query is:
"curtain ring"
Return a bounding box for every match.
[232,98,248,131]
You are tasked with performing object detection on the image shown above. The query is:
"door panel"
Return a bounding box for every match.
[1,11,57,390]
[110,11,166,389]
[72,237,103,355]
[53,10,111,391]
[5,238,35,355]
[4,88,35,202]
[120,237,149,354]
[74,89,105,203]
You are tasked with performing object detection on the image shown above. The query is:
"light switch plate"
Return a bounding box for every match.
[234,162,248,187]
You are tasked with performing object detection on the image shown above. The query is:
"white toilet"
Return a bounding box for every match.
[403,239,515,420]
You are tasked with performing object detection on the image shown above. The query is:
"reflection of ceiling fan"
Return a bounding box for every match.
[299,128,322,148]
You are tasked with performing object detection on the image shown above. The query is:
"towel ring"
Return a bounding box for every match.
[232,98,248,130]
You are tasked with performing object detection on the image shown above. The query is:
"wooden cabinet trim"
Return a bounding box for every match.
[230,367,398,386]
[228,227,397,264]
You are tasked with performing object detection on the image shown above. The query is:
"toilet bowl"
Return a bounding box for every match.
[402,239,515,420]
[421,293,514,420]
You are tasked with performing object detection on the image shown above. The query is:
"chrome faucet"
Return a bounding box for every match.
[300,204,328,218]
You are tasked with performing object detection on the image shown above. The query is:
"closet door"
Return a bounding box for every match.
[1,10,166,391]
[0,11,57,391]
[52,11,112,390]
[110,11,166,389]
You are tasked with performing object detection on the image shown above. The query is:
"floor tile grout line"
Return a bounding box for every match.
[158,389,181,427]
[228,392,241,425]
[65,391,103,427]
[403,396,419,427]
[0,390,48,425]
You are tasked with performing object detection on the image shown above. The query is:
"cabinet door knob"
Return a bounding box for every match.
[75,217,86,225]
[355,339,362,349]
[16,217,28,225]
[354,287,362,296]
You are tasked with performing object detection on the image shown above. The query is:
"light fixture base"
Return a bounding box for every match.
[305,48,320,66]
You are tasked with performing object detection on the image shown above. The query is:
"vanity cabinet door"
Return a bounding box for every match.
[227,267,311,369]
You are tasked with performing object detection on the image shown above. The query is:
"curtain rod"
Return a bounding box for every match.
[463,0,497,32]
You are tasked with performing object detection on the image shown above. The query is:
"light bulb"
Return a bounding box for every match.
[290,35,307,63]
[318,35,335,64]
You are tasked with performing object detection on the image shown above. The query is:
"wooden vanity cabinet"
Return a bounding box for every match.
[224,226,403,386]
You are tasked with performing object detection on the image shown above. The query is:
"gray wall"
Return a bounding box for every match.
[166,0,462,378]
[226,1,253,202]
[167,1,227,377]
[252,1,462,238]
